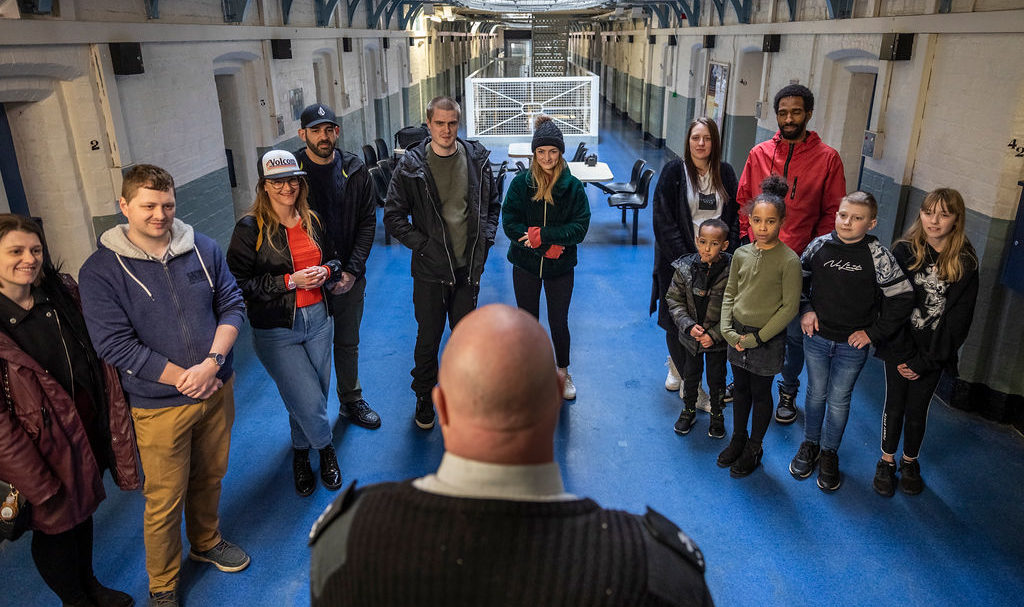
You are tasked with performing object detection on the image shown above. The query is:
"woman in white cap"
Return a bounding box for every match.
[502,115,591,400]
[226,150,343,497]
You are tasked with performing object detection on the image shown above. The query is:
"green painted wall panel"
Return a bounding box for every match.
[645,84,665,141]
[722,114,758,176]
[664,93,695,156]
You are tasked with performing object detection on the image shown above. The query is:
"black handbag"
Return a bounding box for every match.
[1,359,31,542]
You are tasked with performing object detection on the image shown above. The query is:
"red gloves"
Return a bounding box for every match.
[527,226,542,248]
[544,245,564,259]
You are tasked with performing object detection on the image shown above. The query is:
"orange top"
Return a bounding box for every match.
[285,223,327,308]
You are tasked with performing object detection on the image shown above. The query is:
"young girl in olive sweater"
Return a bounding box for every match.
[718,176,802,477]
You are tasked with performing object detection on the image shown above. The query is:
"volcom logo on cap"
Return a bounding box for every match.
[266,157,298,169]
[318,107,325,116]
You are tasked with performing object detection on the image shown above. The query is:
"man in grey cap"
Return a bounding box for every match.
[295,103,381,430]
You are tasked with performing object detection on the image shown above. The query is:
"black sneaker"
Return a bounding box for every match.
[293,448,315,497]
[415,395,435,430]
[723,382,734,403]
[789,441,820,479]
[775,384,798,424]
[340,398,381,429]
[319,445,342,490]
[673,407,697,435]
[707,413,726,439]
[817,449,841,492]
[899,458,924,495]
[873,458,897,497]
[717,433,747,468]
[730,441,763,478]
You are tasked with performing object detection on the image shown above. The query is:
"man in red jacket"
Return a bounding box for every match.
[736,84,846,424]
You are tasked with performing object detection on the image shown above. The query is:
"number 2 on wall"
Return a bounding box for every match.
[90,139,100,151]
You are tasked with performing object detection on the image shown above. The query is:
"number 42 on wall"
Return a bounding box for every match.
[1009,139,1024,157]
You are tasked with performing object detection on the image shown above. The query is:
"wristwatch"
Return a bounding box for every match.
[206,352,225,367]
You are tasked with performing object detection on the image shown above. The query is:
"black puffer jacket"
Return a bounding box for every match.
[295,149,375,278]
[382,137,501,285]
[226,213,342,330]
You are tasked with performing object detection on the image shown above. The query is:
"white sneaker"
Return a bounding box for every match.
[696,385,711,412]
[665,356,681,391]
[559,367,577,400]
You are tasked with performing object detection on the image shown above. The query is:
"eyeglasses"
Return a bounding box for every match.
[266,177,300,190]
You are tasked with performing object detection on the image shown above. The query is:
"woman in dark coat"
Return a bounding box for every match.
[0,214,139,606]
[651,117,739,400]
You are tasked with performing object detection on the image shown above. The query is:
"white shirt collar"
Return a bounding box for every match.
[413,452,576,502]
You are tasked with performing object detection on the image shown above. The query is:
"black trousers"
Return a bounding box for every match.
[681,348,727,406]
[512,266,574,368]
[881,360,943,459]
[731,366,774,442]
[411,273,478,397]
[31,516,94,603]
[330,274,366,404]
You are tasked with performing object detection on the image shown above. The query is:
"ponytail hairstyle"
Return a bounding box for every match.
[896,187,977,282]
[744,175,789,219]
[529,115,566,205]
[683,117,728,201]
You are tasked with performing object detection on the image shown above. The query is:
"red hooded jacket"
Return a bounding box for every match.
[737,130,846,255]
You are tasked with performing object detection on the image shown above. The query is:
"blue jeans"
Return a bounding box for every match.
[802,333,869,451]
[779,315,804,395]
[253,302,334,450]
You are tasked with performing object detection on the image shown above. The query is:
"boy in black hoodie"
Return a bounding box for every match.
[666,219,733,439]
[788,192,914,492]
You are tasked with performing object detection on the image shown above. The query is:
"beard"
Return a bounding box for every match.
[779,122,807,141]
[307,140,335,160]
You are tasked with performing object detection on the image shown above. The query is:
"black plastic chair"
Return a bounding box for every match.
[374,138,390,164]
[377,159,393,185]
[494,161,508,196]
[608,168,655,246]
[513,161,527,173]
[594,159,646,195]
[367,165,392,245]
[362,144,378,170]
[571,142,588,162]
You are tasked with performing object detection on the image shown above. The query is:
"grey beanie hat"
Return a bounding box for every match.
[531,115,565,154]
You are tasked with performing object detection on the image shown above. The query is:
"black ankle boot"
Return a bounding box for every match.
[319,445,342,490]
[707,390,726,439]
[85,576,134,607]
[293,449,315,497]
[730,440,764,478]
[717,432,747,468]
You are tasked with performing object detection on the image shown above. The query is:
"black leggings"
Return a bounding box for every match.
[731,366,774,442]
[30,516,95,603]
[512,266,574,368]
[881,360,942,459]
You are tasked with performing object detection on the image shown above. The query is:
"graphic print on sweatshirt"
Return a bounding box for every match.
[910,263,948,330]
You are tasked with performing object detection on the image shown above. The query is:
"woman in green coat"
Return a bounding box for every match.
[502,116,591,400]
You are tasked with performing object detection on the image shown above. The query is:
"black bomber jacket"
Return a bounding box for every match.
[226,213,342,330]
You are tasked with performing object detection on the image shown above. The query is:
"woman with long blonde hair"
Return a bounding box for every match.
[502,115,591,400]
[872,187,979,497]
[226,150,344,497]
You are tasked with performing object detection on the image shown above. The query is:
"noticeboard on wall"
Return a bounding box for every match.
[705,62,730,133]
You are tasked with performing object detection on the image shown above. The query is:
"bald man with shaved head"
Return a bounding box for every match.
[309,305,713,606]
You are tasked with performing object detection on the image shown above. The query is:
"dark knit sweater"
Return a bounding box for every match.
[310,481,713,607]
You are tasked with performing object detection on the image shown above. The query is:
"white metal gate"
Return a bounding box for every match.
[465,73,599,138]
